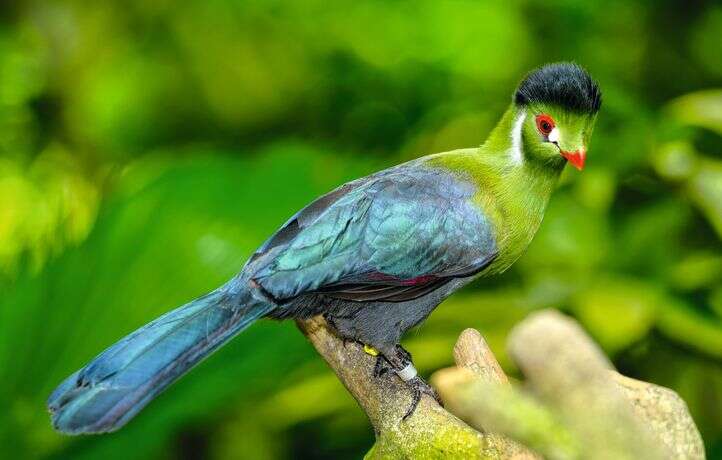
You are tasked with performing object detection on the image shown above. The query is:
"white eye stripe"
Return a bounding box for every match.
[548,127,560,143]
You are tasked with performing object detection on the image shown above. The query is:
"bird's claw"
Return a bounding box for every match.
[371,345,408,378]
[394,344,412,362]
[341,337,356,349]
[366,344,441,420]
[373,355,391,378]
[402,376,443,421]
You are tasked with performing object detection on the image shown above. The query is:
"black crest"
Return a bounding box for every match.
[515,62,601,114]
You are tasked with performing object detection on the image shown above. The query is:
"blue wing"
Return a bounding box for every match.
[247,163,497,303]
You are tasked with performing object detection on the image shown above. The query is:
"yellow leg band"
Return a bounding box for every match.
[363,344,379,356]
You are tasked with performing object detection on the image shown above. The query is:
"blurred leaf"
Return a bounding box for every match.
[210,418,283,460]
[615,198,690,277]
[670,251,722,291]
[687,158,722,237]
[0,146,99,275]
[652,141,698,182]
[689,7,722,78]
[259,373,354,429]
[710,287,722,319]
[574,168,616,212]
[572,277,658,354]
[665,90,722,136]
[657,298,722,360]
[522,194,610,275]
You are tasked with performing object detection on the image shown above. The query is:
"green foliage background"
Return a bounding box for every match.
[1,1,721,458]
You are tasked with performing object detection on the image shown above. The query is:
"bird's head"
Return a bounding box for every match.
[514,63,601,171]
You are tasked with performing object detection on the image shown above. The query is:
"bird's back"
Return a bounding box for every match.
[242,152,499,311]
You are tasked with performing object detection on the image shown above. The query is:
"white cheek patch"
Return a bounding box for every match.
[509,109,526,165]
[548,127,560,143]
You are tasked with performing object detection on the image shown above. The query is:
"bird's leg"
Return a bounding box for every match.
[394,344,412,362]
[372,344,443,420]
[373,355,391,378]
[403,375,443,420]
[324,315,360,349]
[360,344,391,377]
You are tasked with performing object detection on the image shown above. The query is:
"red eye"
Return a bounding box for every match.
[535,114,555,136]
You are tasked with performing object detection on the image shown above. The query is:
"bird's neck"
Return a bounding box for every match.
[448,105,564,273]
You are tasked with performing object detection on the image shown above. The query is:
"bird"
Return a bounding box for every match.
[48,62,601,434]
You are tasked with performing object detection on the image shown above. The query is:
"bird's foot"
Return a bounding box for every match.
[393,345,443,420]
[341,337,361,349]
[394,344,412,362]
[367,344,443,420]
[403,376,443,420]
[373,354,391,378]
[371,344,410,378]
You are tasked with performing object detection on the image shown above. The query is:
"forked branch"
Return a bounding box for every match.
[296,310,704,460]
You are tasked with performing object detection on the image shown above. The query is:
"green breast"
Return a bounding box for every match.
[425,148,560,276]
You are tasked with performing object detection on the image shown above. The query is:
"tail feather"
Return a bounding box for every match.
[48,287,273,434]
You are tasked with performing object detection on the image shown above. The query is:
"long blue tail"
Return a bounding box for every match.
[48,285,273,434]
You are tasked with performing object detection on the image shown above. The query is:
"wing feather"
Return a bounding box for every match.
[248,164,497,303]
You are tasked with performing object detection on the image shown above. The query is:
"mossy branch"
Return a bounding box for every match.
[296,310,705,459]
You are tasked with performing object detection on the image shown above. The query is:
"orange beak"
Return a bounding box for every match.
[561,148,586,170]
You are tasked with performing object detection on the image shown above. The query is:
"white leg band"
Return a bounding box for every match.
[396,363,417,382]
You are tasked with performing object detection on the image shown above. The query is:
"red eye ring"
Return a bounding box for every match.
[535,114,555,136]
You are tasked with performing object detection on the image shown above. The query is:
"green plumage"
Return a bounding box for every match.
[428,101,596,274]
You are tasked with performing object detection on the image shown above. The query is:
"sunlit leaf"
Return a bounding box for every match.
[572,277,658,354]
[665,90,722,135]
[687,158,722,237]
[657,298,722,360]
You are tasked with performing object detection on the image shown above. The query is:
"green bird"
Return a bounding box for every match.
[48,62,601,433]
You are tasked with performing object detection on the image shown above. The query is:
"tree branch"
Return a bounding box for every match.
[296,310,704,460]
[295,316,535,459]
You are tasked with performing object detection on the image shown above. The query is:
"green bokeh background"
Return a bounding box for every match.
[1,1,721,458]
